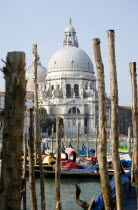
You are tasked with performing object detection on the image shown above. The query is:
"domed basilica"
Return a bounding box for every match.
[26,21,111,137]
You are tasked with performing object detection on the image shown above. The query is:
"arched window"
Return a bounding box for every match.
[73,107,76,114]
[74,84,79,97]
[51,85,54,91]
[85,84,88,90]
[77,108,80,114]
[68,107,81,114]
[85,118,87,127]
[66,84,71,97]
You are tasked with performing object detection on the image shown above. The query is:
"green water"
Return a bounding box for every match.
[25,141,103,209]
[24,140,131,209]
[25,179,101,210]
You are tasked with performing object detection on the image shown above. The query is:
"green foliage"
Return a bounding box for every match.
[39,107,56,135]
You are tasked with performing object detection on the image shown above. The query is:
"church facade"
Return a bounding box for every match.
[26,22,111,138]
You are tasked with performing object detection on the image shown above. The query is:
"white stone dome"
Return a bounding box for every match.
[65,25,75,33]
[47,46,94,73]
[26,63,47,82]
[26,63,47,90]
[47,21,95,81]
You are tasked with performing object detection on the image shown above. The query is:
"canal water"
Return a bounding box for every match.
[24,140,130,209]
[25,178,102,209]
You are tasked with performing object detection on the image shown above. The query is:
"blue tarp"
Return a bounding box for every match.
[61,164,98,173]
[78,150,95,156]
[78,146,95,156]
[82,146,95,153]
[121,159,132,168]
[91,174,135,210]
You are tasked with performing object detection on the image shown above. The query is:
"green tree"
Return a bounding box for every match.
[39,107,56,135]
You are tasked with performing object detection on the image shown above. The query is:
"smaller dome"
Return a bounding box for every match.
[65,25,75,33]
[26,63,47,90]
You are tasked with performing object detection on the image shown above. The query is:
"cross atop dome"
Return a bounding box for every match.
[69,18,72,25]
[63,19,79,47]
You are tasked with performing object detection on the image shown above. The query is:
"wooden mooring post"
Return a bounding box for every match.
[107,30,124,210]
[0,52,26,210]
[76,122,80,151]
[95,125,98,157]
[130,62,138,205]
[32,44,46,210]
[65,132,68,148]
[51,124,54,153]
[28,108,38,210]
[0,109,4,130]
[22,134,27,210]
[93,38,113,209]
[127,127,131,152]
[86,128,89,158]
[55,117,63,210]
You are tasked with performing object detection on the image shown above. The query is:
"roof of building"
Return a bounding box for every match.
[47,21,94,80]
[26,63,47,82]
[119,106,131,110]
[47,46,94,72]
[0,92,34,99]
[0,92,5,96]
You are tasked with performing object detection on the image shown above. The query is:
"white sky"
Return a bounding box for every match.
[0,0,138,106]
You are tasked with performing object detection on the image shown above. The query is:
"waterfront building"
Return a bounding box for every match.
[118,106,132,136]
[26,21,111,137]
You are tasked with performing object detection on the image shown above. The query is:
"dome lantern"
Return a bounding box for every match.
[63,18,79,47]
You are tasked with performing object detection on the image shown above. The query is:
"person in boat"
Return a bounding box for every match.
[65,148,78,163]
[75,170,137,209]
[43,152,56,169]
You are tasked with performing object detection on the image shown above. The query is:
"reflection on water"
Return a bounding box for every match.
[25,179,101,210]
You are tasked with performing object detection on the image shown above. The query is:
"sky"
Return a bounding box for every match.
[0,0,138,106]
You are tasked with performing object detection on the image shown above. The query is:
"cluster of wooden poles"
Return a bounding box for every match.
[0,29,137,210]
[93,31,138,210]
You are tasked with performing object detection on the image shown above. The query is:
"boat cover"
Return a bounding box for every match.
[61,160,79,169]
[61,164,99,173]
[120,159,132,168]
[78,149,95,157]
[119,146,133,153]
[91,174,137,210]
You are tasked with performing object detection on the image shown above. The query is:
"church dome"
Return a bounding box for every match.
[26,63,47,90]
[47,20,94,78]
[47,46,94,72]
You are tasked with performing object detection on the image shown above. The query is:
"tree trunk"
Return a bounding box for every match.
[28,108,38,210]
[93,38,113,210]
[130,62,138,205]
[51,125,54,153]
[76,122,80,151]
[107,30,124,210]
[55,117,62,210]
[33,44,46,210]
[127,127,131,152]
[22,134,27,210]
[0,52,26,209]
